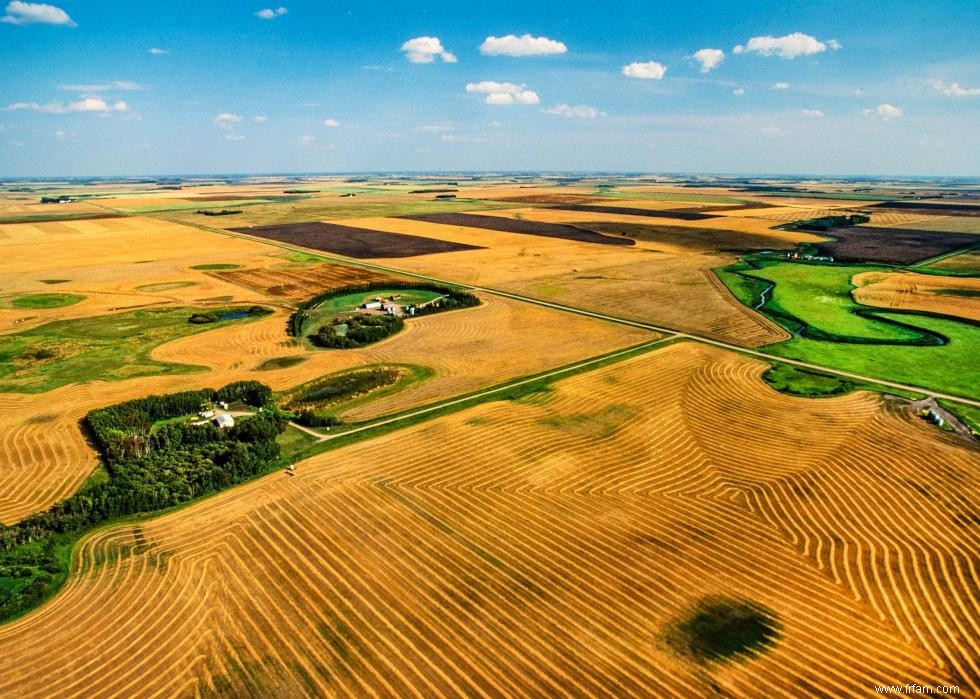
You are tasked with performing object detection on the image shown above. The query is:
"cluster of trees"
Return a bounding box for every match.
[188,305,271,325]
[195,209,243,216]
[0,381,284,623]
[311,314,403,349]
[411,288,480,316]
[294,411,343,428]
[289,281,480,338]
[792,214,870,232]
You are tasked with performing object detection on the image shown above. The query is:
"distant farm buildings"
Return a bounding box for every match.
[213,413,235,429]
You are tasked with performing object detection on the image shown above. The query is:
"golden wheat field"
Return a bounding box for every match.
[0,290,651,522]
[0,343,975,697]
[853,271,980,322]
[301,215,791,346]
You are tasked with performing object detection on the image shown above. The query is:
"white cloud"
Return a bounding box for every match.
[622,61,667,80]
[932,80,980,97]
[252,115,268,123]
[297,134,317,144]
[1,1,75,26]
[322,118,339,127]
[465,81,539,105]
[540,103,606,119]
[870,103,903,119]
[255,6,287,19]
[733,32,839,59]
[53,129,65,138]
[692,48,724,73]
[225,134,245,141]
[799,109,824,117]
[214,112,242,128]
[148,47,168,55]
[440,133,484,143]
[5,97,128,113]
[759,126,782,136]
[58,81,145,92]
[401,36,456,64]
[479,34,567,57]
[416,124,452,133]
[732,88,745,96]
[772,82,790,90]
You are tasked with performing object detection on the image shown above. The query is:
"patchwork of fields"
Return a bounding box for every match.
[0,177,977,698]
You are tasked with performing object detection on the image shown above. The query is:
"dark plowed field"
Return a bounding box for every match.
[402,212,635,246]
[547,204,720,220]
[871,201,980,216]
[813,226,978,264]
[231,221,484,258]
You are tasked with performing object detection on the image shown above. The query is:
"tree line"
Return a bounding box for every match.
[289,281,480,338]
[0,380,283,624]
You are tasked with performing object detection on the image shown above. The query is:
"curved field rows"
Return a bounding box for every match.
[0,343,976,697]
[853,271,980,322]
[0,294,650,523]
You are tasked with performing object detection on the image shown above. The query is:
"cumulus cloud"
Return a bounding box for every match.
[401,36,456,64]
[58,81,145,92]
[5,97,128,113]
[799,109,824,117]
[732,88,745,96]
[214,112,242,128]
[148,47,168,55]
[479,34,567,57]
[771,82,790,90]
[322,118,339,127]
[252,115,268,123]
[1,1,75,26]
[255,6,287,19]
[540,103,606,119]
[225,134,245,141]
[932,80,980,97]
[53,129,65,138]
[465,81,539,105]
[692,48,724,73]
[733,32,839,59]
[297,134,317,144]
[622,61,667,80]
[865,103,903,119]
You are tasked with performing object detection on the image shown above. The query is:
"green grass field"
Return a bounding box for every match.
[718,260,980,400]
[765,314,979,399]
[0,306,265,393]
[735,262,926,341]
[10,293,85,309]
[300,288,442,336]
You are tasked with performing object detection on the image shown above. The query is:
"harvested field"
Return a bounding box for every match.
[568,222,804,254]
[491,194,605,205]
[314,216,792,346]
[873,201,980,216]
[213,263,401,301]
[402,212,635,246]
[877,216,980,234]
[812,226,979,265]
[929,249,980,273]
[232,221,485,258]
[853,271,980,322]
[0,343,976,696]
[545,203,719,221]
[0,293,650,521]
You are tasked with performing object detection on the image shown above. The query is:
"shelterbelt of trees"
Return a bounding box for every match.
[289,281,481,339]
[0,380,286,624]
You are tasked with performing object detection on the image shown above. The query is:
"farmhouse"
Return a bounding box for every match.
[213,413,235,429]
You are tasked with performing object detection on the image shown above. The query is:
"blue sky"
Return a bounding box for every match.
[1,0,978,176]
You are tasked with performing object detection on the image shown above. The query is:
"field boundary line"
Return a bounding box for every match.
[162,218,980,408]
